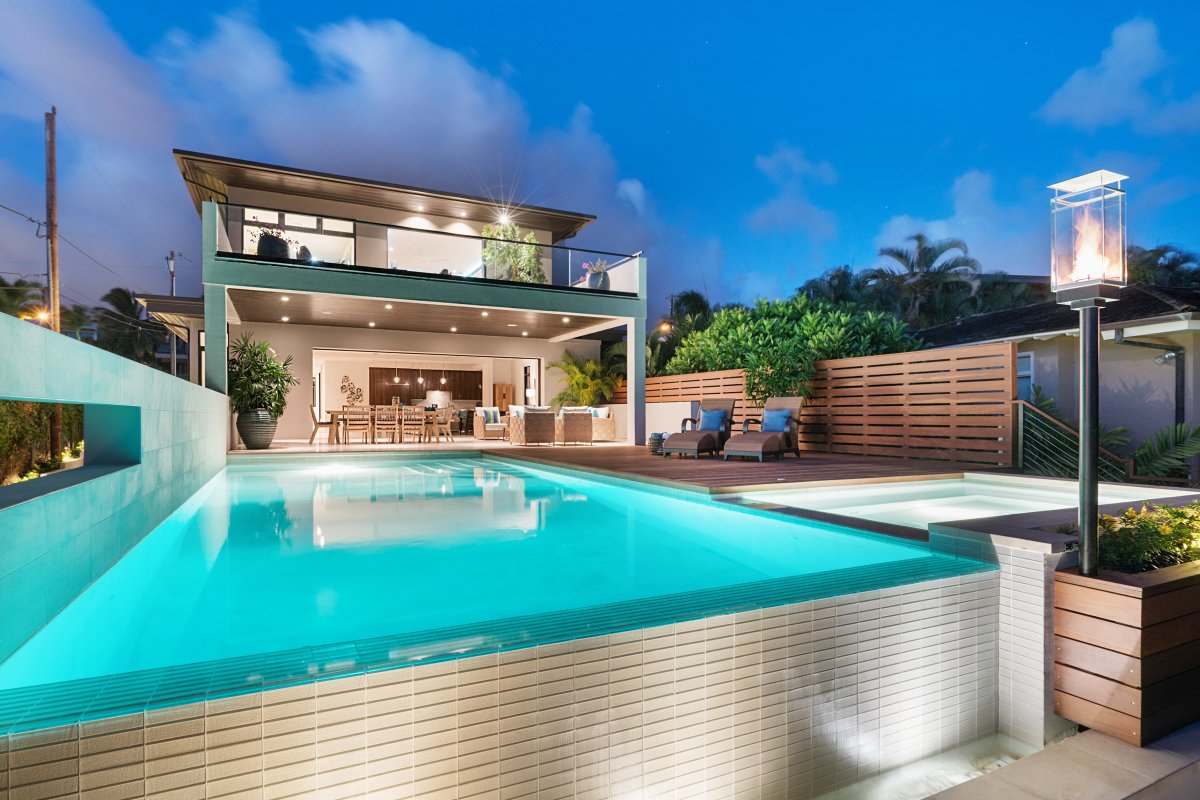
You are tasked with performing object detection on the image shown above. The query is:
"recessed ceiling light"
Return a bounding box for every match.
[521,331,529,337]
[450,326,457,332]
[459,211,467,218]
[498,212,511,225]
[368,322,376,327]
[280,296,289,302]
[384,304,393,310]
[562,316,570,323]
[321,310,333,316]
[506,323,518,327]
[481,311,489,317]
[416,204,425,212]
[281,316,289,322]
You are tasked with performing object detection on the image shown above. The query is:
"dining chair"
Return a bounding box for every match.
[401,407,425,443]
[435,406,455,442]
[343,405,372,444]
[309,405,334,444]
[374,404,400,444]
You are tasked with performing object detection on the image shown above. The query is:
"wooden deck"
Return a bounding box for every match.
[498,446,991,494]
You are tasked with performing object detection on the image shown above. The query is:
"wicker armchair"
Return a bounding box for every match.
[473,407,507,440]
[509,411,555,446]
[557,412,594,445]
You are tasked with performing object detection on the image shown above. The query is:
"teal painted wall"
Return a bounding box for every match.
[0,313,227,661]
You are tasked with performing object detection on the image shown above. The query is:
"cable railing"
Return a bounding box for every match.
[1015,400,1131,483]
[212,203,641,294]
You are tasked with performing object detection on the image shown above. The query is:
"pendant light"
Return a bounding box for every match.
[440,362,447,385]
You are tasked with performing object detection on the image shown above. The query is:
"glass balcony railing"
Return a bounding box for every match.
[213,203,641,295]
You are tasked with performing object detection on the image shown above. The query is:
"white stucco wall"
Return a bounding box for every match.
[228,321,599,441]
[1018,330,1197,451]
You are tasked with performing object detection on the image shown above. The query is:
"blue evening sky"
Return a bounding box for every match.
[0,1,1197,314]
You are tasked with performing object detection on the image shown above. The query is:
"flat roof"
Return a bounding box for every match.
[173,149,596,243]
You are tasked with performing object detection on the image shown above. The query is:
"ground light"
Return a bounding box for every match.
[1049,169,1128,576]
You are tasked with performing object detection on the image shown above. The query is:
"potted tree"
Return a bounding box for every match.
[228,333,299,450]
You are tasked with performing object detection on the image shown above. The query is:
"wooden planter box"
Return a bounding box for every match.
[1053,561,1200,746]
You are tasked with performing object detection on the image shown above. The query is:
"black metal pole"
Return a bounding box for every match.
[1079,303,1100,576]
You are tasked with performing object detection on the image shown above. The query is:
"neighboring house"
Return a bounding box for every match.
[148,151,648,443]
[919,284,1200,447]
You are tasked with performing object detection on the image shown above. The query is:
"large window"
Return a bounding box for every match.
[386,227,484,276]
[243,208,355,265]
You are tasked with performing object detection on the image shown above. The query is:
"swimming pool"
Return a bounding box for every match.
[0,455,991,730]
[738,473,1192,530]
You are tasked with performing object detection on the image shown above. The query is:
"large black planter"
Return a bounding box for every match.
[236,409,278,450]
[586,270,610,291]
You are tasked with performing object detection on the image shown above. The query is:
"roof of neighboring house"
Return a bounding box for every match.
[918,285,1200,347]
[173,149,596,243]
[135,293,204,340]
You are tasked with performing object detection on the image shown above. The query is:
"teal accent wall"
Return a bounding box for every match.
[0,313,227,662]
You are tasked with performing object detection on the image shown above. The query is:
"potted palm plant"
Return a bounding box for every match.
[227,333,299,450]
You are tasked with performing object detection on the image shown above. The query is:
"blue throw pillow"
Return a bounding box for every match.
[698,409,727,431]
[761,408,792,433]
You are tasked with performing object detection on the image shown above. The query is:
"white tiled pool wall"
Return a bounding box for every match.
[930,529,1077,748]
[0,570,999,799]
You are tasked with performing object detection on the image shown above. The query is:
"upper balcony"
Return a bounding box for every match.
[211,202,641,296]
[178,150,646,316]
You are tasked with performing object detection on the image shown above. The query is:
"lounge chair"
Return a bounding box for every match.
[723,397,804,461]
[660,398,736,458]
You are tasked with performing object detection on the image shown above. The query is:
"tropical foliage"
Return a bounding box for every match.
[226,334,299,417]
[663,295,919,404]
[548,350,623,408]
[1132,424,1200,480]
[0,277,44,319]
[1128,245,1200,287]
[0,401,83,485]
[1098,503,1200,573]
[481,222,545,284]
[97,288,167,364]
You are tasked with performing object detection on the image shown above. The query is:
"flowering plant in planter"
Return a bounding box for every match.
[1098,502,1200,573]
[582,259,609,290]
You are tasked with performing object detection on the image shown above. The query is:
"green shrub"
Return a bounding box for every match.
[663,296,919,404]
[1098,503,1200,573]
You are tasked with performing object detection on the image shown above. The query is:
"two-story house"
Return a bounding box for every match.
[153,150,647,445]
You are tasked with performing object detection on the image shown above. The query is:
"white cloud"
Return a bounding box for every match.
[0,4,716,314]
[745,143,837,239]
[873,170,1046,275]
[1040,18,1200,135]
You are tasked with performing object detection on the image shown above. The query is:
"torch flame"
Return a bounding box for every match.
[1071,211,1111,283]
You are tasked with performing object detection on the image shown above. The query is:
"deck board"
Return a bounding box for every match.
[498,446,987,494]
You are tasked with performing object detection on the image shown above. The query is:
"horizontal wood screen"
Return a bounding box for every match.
[618,342,1016,466]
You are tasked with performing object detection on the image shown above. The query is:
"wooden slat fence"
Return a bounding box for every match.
[615,342,1016,467]
[801,342,1017,467]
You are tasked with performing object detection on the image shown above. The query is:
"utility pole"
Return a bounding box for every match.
[166,251,177,378]
[45,106,61,463]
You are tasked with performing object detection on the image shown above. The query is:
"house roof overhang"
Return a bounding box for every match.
[135,293,204,340]
[173,149,596,243]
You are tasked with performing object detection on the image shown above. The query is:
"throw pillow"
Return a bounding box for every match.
[761,408,792,433]
[698,409,728,431]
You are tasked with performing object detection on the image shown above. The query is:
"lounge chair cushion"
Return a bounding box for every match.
[698,409,728,431]
[662,430,718,453]
[724,431,783,457]
[762,408,792,432]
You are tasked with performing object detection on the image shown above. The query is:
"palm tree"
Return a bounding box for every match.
[548,350,623,408]
[59,304,96,339]
[797,265,874,307]
[97,287,167,365]
[1128,245,1200,287]
[866,234,981,327]
[0,277,44,319]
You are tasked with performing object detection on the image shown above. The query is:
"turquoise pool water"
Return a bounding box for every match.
[0,455,991,730]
